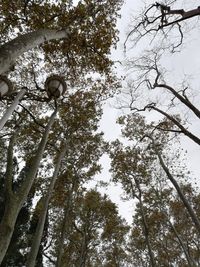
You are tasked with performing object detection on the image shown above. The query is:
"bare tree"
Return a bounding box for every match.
[125,1,200,51]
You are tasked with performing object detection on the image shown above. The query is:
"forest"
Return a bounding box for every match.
[0,0,200,266]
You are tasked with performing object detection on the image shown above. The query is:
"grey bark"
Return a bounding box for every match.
[0,110,56,264]
[0,29,70,75]
[0,89,26,131]
[27,142,67,267]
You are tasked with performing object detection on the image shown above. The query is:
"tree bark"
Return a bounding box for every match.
[27,142,67,267]
[0,110,56,264]
[0,89,26,131]
[0,198,22,264]
[0,29,70,74]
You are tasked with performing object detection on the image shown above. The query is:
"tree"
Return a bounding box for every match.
[109,139,157,266]
[51,189,129,267]
[0,0,123,264]
[116,113,200,235]
[109,117,200,265]
[125,1,200,51]
[123,50,200,147]
[128,183,200,266]
[0,110,56,263]
[0,0,123,75]
[0,0,122,129]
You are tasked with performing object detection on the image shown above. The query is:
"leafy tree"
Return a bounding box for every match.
[128,181,200,266]
[51,189,129,267]
[109,139,156,266]
[0,0,123,264]
[117,113,200,234]
[0,0,123,75]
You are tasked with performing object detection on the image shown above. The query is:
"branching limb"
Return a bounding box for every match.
[125,3,200,48]
[18,104,45,128]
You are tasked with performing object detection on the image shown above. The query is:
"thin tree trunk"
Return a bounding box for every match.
[0,89,26,131]
[0,29,70,74]
[150,138,200,235]
[131,181,156,267]
[78,231,88,267]
[139,197,156,267]
[167,219,196,267]
[56,182,76,267]
[0,110,56,264]
[27,142,67,267]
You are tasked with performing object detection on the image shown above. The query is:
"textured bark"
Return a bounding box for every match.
[0,199,22,264]
[0,89,26,131]
[0,111,56,264]
[0,29,70,74]
[27,143,67,267]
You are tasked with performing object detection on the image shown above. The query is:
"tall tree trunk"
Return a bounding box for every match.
[0,29,70,74]
[131,180,156,267]
[0,89,26,131]
[78,231,88,267]
[150,138,200,235]
[27,143,67,267]
[0,198,22,264]
[167,219,197,267]
[0,110,56,264]
[56,182,76,267]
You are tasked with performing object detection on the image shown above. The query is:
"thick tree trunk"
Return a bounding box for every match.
[27,143,67,267]
[0,110,56,264]
[0,89,26,131]
[0,29,70,74]
[0,198,21,263]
